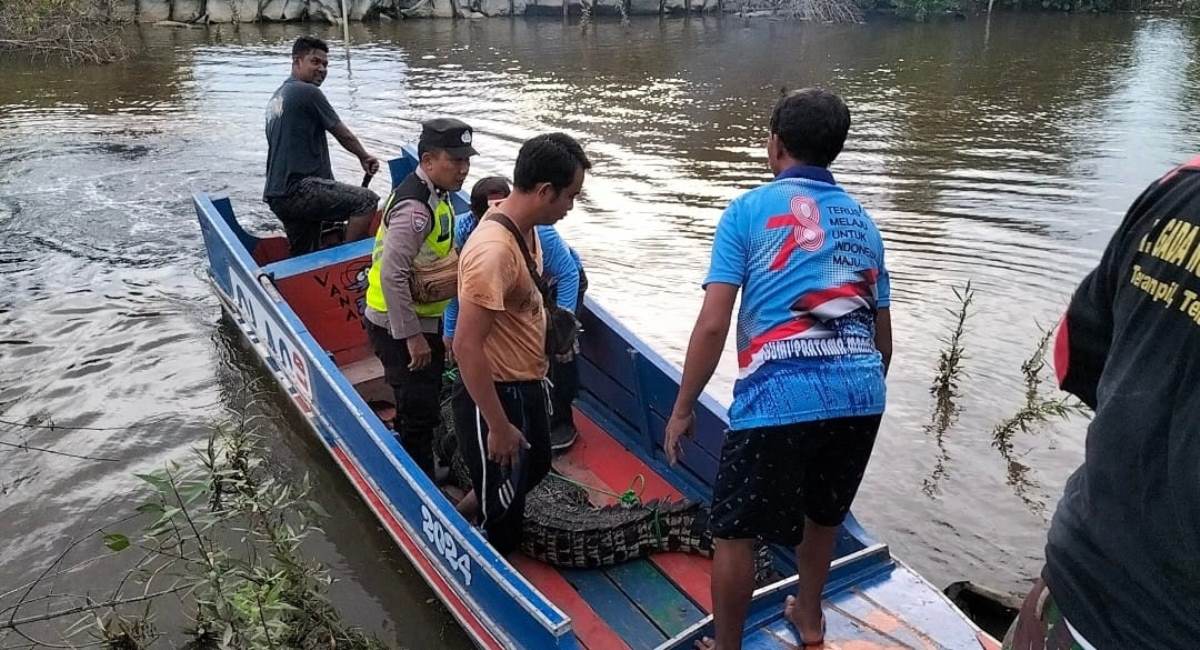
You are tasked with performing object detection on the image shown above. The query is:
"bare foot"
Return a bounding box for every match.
[693,637,717,650]
[784,595,825,646]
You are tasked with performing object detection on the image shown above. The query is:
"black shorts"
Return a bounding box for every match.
[266,177,378,255]
[710,414,881,545]
[452,379,552,555]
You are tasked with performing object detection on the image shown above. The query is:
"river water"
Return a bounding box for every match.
[2,13,1198,647]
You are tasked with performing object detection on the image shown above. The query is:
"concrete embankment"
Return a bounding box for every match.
[117,0,719,23]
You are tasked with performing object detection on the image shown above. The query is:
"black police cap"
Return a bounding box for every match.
[419,118,477,157]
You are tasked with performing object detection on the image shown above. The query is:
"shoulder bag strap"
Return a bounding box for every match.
[485,213,551,300]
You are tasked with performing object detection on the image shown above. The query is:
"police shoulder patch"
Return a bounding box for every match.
[412,211,429,233]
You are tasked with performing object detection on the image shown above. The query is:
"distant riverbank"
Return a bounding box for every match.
[109,0,762,23]
[93,0,1200,23]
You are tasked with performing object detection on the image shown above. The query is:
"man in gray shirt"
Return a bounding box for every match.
[264,36,380,256]
[363,118,475,479]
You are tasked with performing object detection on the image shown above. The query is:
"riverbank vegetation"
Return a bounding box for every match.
[989,327,1091,515]
[0,408,386,649]
[870,0,1200,21]
[922,282,974,497]
[1,0,1198,64]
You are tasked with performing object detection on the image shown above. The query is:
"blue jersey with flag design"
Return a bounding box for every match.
[705,165,890,430]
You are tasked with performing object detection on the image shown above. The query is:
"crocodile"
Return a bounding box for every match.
[521,473,713,568]
[434,398,713,567]
[435,396,781,584]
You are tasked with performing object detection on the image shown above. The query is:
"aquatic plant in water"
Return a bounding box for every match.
[989,325,1091,517]
[0,405,387,650]
[922,281,974,496]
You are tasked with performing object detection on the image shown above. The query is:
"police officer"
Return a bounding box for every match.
[364,118,476,479]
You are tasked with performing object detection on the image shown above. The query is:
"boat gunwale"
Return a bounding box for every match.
[211,278,516,648]
[655,542,893,650]
[193,143,991,648]
[193,191,575,645]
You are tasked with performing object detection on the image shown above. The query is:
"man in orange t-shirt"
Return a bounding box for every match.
[452,133,591,554]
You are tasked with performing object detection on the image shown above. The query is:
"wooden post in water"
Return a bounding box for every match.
[340,0,352,48]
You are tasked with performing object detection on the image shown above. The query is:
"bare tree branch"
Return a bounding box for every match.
[0,417,129,432]
[2,586,188,630]
[0,439,120,462]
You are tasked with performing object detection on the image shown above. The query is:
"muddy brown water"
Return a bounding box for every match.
[2,13,1198,647]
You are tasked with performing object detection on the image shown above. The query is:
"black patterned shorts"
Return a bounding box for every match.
[710,415,882,545]
[266,177,379,255]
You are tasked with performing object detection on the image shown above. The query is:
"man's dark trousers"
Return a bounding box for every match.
[548,267,586,440]
[365,321,444,478]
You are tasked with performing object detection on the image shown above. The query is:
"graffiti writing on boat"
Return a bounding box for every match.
[421,504,473,585]
[230,269,315,414]
[312,258,371,326]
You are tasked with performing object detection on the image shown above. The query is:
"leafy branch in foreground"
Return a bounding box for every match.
[0,414,387,650]
[922,281,975,496]
[989,325,1091,516]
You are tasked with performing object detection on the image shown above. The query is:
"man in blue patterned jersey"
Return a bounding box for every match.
[665,88,892,650]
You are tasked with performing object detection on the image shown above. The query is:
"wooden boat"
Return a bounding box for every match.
[194,148,1000,650]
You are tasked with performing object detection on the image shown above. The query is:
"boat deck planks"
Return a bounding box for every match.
[604,559,706,637]
[524,410,715,646]
[565,414,684,502]
[847,566,983,650]
[832,588,941,649]
[562,566,668,648]
[554,412,715,612]
[648,552,715,612]
[743,606,914,649]
[509,554,630,650]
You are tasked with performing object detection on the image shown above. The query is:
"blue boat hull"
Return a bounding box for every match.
[194,147,997,650]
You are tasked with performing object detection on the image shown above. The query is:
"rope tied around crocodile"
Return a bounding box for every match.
[550,471,644,508]
[546,471,668,547]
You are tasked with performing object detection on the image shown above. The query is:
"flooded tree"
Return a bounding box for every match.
[0,0,126,63]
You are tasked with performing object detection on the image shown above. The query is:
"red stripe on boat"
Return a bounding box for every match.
[329,446,506,650]
[510,555,630,650]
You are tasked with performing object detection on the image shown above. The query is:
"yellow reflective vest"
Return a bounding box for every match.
[365,177,454,319]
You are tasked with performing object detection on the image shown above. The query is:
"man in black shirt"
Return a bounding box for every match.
[264,36,381,256]
[1004,157,1200,649]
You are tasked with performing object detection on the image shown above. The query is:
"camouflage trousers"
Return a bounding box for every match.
[267,176,378,256]
[1002,579,1091,650]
